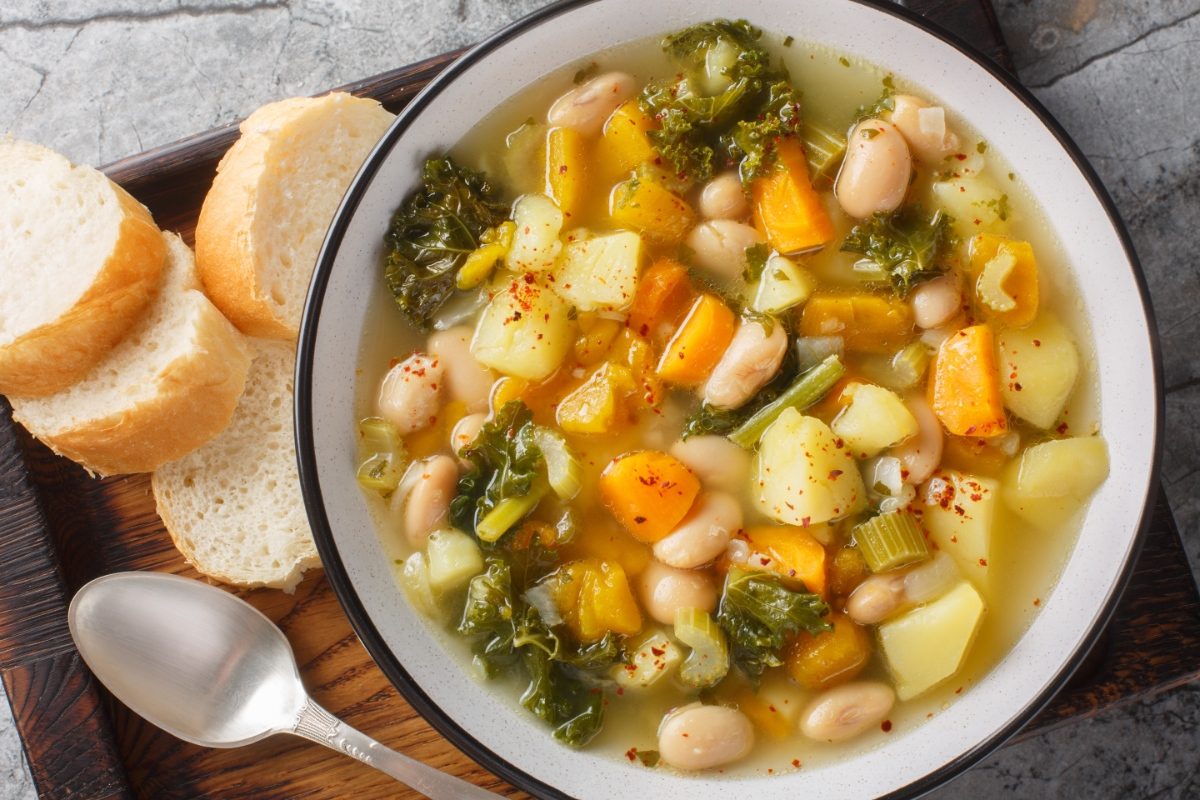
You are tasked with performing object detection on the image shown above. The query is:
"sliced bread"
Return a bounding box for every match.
[0,137,167,397]
[10,233,251,475]
[195,92,394,340]
[152,339,319,591]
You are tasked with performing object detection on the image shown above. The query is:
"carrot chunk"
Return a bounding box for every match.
[545,126,589,220]
[929,324,1007,438]
[743,525,828,598]
[786,613,871,690]
[610,177,696,244]
[751,137,835,254]
[627,259,695,342]
[656,293,736,386]
[600,450,700,542]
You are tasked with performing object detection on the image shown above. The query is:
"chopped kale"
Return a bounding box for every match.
[383,156,507,330]
[639,19,802,184]
[450,401,544,539]
[717,567,831,677]
[855,74,897,121]
[840,206,956,294]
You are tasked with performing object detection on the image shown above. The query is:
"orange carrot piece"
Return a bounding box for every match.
[743,525,829,597]
[656,293,736,386]
[969,233,1039,328]
[627,259,695,341]
[798,293,914,354]
[752,137,836,254]
[929,324,1008,438]
[600,450,700,543]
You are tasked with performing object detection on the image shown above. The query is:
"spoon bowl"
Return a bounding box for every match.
[70,572,303,748]
[68,572,500,799]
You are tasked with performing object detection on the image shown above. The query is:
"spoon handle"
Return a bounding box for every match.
[291,697,502,799]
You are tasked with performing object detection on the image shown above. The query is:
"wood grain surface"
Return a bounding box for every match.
[0,2,1196,799]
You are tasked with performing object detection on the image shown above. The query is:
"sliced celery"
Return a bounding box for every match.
[674,607,730,689]
[476,481,550,543]
[889,341,930,390]
[802,121,847,187]
[355,417,407,494]
[532,427,584,500]
[853,510,930,573]
[729,354,845,449]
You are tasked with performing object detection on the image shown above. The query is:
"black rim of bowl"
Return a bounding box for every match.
[295,1,1165,797]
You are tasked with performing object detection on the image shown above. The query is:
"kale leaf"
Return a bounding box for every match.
[717,567,831,677]
[639,19,801,184]
[840,206,956,294]
[855,74,897,122]
[383,156,507,330]
[457,543,621,747]
[450,401,544,538]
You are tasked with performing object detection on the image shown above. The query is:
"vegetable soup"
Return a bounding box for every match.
[354,19,1108,775]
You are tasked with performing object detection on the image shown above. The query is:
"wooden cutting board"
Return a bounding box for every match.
[1,2,1197,798]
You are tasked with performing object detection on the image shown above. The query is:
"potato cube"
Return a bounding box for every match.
[996,313,1080,430]
[921,469,999,589]
[879,580,985,700]
[553,230,643,314]
[471,274,573,380]
[830,382,918,458]
[754,409,867,526]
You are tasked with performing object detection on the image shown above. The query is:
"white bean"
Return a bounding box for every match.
[377,353,444,435]
[450,412,486,458]
[800,682,895,743]
[653,492,742,569]
[889,94,961,165]
[428,326,494,413]
[891,394,943,485]
[846,572,907,624]
[698,172,749,220]
[668,436,752,493]
[403,455,458,548]
[639,561,718,625]
[834,119,912,219]
[658,703,754,771]
[846,552,960,625]
[685,220,764,280]
[910,274,962,329]
[703,319,788,410]
[547,71,637,136]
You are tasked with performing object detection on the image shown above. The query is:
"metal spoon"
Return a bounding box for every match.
[68,571,499,799]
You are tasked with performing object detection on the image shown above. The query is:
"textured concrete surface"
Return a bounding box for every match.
[1,1,1197,798]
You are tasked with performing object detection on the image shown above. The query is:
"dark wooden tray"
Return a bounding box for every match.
[0,2,1197,798]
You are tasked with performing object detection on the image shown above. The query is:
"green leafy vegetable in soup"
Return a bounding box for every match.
[358,17,1108,775]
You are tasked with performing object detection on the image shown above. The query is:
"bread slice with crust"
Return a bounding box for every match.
[10,234,251,475]
[0,137,167,397]
[195,92,394,340]
[152,339,319,591]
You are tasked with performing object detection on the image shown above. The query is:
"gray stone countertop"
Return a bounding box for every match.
[1,0,1197,797]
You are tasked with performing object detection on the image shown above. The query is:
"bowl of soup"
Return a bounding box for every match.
[295,1,1160,796]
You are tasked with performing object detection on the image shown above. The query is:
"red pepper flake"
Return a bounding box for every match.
[767,768,774,775]
[954,153,968,161]
[650,646,666,657]
[791,759,801,768]
[828,469,843,480]
[1033,339,1042,347]
[559,165,568,174]
[801,516,811,527]
[1014,382,1023,391]
[955,686,964,694]
[1033,598,1041,606]
[1056,422,1070,434]
[881,719,893,733]
[953,504,966,517]
[979,558,988,566]
[634,515,647,524]
[950,535,958,543]
[625,747,638,762]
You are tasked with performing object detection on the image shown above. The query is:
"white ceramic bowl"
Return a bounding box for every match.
[296,1,1162,797]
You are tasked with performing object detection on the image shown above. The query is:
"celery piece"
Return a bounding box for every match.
[802,121,847,187]
[476,481,550,543]
[729,354,845,449]
[889,341,930,390]
[532,427,584,500]
[853,510,930,573]
[355,417,407,494]
[674,607,730,689]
